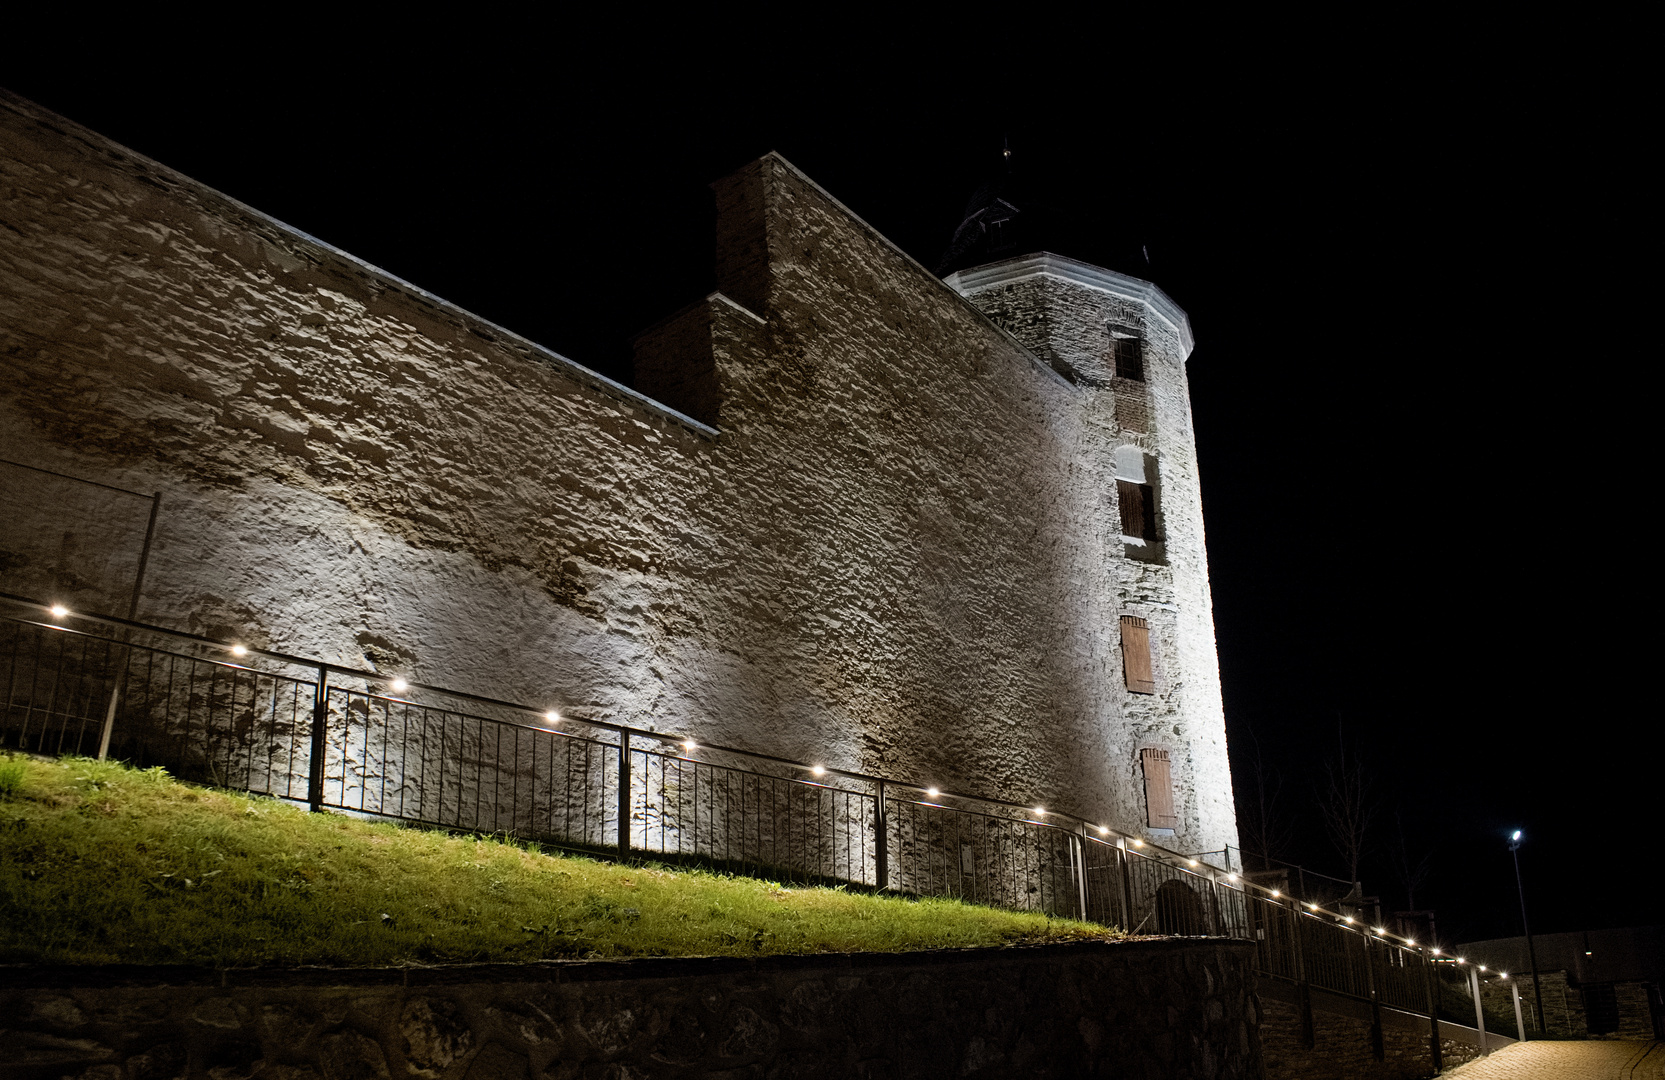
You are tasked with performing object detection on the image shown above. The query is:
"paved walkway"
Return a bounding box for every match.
[1443,1041,1665,1079]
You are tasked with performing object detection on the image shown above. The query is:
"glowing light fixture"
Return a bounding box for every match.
[927,787,940,798]
[391,678,408,692]
[1344,916,1354,924]
[1308,903,1319,911]
[50,604,68,617]
[231,645,248,657]
[1132,839,1144,848]
[1432,948,1442,955]
[1479,965,1487,972]
[1375,927,1385,935]
[811,765,825,777]
[1407,939,1416,947]
[682,740,695,752]
[1098,826,1110,836]
[1034,807,1045,816]
[1227,873,1238,882]
[1188,859,1199,867]
[545,710,560,723]
[1271,890,1280,898]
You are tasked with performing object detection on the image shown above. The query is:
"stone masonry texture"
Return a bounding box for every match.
[0,939,1260,1080]
[0,90,1237,858]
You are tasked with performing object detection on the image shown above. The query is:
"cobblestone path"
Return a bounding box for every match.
[1443,1041,1664,1079]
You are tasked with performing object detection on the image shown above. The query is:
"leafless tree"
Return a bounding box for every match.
[1389,807,1433,911]
[1234,720,1294,871]
[1317,726,1378,887]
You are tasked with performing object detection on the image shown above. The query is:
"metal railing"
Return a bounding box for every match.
[0,594,1253,921]
[0,591,1519,1060]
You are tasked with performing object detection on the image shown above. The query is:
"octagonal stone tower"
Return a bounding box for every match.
[945,254,1233,854]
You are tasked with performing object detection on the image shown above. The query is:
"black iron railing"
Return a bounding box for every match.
[0,593,1522,1057]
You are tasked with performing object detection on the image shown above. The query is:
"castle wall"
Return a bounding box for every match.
[0,92,1238,856]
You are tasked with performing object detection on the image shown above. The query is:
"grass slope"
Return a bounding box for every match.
[0,753,1113,967]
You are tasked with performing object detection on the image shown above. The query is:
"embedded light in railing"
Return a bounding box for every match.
[1227,873,1238,882]
[1456,957,1466,964]
[545,710,560,724]
[1479,965,1487,972]
[1432,948,1442,955]
[50,604,68,618]
[391,678,408,692]
[927,787,940,798]
[811,765,825,777]
[1271,890,1280,898]
[231,644,248,656]
[1406,939,1416,947]
[1132,839,1144,847]
[682,740,696,752]
[1188,859,1199,867]
[1308,903,1319,911]
[1033,807,1045,816]
[1375,927,1385,935]
[1344,916,1354,924]
[1098,826,1110,836]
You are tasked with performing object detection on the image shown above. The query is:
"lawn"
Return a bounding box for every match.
[0,753,1114,967]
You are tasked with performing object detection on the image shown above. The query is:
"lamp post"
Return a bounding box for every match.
[1509,829,1545,1037]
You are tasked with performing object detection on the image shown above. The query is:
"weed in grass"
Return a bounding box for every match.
[0,756,24,799]
[0,754,1119,966]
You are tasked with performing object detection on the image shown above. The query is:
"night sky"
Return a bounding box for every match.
[4,32,1653,944]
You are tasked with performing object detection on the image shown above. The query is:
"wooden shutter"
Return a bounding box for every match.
[1141,747,1178,829]
[1116,480,1156,541]
[1120,615,1156,694]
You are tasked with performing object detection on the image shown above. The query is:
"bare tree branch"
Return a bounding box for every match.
[1317,725,1378,886]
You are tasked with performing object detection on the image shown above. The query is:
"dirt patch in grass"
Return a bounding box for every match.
[0,753,1117,966]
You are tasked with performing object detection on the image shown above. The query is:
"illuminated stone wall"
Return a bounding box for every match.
[0,90,1238,858]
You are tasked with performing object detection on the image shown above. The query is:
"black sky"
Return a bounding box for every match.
[4,27,1654,943]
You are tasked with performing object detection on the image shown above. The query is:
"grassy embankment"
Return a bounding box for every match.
[0,753,1114,967]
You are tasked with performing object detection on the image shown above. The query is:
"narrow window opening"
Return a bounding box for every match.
[1121,615,1156,694]
[1117,480,1157,541]
[1140,747,1178,829]
[1109,331,1144,381]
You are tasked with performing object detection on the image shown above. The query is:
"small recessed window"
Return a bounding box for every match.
[1114,447,1158,543]
[1110,332,1144,381]
[1121,615,1156,694]
[1140,747,1178,829]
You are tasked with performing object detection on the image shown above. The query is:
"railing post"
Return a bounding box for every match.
[1118,839,1135,932]
[1469,964,1489,1055]
[1424,952,1444,1072]
[1073,829,1088,922]
[98,490,159,762]
[1366,936,1386,1061]
[1511,979,1526,1043]
[1291,899,1315,1050]
[874,779,888,891]
[307,667,328,812]
[617,730,631,860]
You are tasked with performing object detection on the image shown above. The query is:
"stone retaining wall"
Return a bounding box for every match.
[0,938,1259,1080]
[1256,984,1488,1080]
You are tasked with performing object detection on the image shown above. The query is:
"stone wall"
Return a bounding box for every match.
[0,89,1238,860]
[0,939,1259,1080]
[1256,989,1485,1080]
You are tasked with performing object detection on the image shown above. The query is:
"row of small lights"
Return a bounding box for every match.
[42,603,1509,975]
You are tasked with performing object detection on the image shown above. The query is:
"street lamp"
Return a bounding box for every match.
[1509,829,1544,1037]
